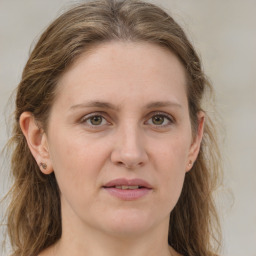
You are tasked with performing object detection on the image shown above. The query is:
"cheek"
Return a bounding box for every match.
[48,131,109,195]
[47,134,112,221]
[153,132,191,172]
[152,134,190,205]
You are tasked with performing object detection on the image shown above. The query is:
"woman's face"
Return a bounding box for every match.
[44,42,203,237]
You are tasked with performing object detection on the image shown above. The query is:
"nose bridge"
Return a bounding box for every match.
[122,122,141,151]
[111,119,148,168]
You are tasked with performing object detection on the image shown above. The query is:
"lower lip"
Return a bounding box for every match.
[103,187,152,200]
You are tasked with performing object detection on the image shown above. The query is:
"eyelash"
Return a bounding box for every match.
[80,111,174,129]
[80,112,110,129]
[145,112,174,128]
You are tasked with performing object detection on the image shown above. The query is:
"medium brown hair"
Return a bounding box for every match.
[4,0,222,255]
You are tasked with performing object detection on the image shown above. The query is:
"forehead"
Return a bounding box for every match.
[55,41,187,109]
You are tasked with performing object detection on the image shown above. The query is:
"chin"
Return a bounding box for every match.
[99,208,161,237]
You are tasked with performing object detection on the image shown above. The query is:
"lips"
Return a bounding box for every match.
[102,178,153,200]
[103,178,152,189]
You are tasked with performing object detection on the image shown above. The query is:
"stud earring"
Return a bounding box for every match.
[39,162,47,170]
[188,160,193,167]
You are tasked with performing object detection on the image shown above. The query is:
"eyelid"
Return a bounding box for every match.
[145,111,175,126]
[80,112,111,127]
[79,111,175,129]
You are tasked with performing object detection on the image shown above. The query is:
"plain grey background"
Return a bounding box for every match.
[0,1,255,255]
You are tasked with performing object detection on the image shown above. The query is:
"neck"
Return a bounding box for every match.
[40,197,177,256]
[47,212,173,256]
[55,232,173,256]
[53,222,173,256]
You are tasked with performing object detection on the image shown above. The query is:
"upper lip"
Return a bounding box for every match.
[103,178,153,189]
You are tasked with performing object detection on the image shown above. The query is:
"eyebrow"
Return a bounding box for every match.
[69,101,119,111]
[69,100,182,112]
[145,101,182,109]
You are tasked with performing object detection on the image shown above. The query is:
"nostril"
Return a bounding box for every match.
[116,160,139,169]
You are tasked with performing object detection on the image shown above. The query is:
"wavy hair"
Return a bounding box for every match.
[3,0,222,255]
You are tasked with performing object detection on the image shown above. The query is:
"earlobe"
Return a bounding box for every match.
[186,111,205,172]
[19,112,53,174]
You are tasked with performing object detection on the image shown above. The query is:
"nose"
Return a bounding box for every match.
[110,125,149,169]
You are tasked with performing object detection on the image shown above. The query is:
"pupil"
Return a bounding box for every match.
[153,116,164,125]
[91,116,102,125]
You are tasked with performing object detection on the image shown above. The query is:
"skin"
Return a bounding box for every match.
[20,42,204,256]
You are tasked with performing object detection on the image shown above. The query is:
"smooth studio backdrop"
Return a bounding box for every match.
[0,1,255,255]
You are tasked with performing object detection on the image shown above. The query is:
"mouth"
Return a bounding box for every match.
[111,185,143,190]
[102,178,153,200]
[103,178,152,189]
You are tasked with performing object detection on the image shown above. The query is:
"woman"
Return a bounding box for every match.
[4,0,222,255]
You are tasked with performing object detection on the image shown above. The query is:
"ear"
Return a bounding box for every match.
[186,111,205,172]
[19,112,53,174]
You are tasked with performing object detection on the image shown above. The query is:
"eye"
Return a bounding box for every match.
[146,112,174,127]
[81,113,109,127]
